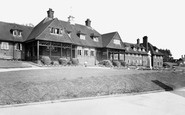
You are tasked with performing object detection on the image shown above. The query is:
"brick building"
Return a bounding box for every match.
[0,8,163,68]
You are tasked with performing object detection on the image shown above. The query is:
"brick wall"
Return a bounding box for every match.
[0,41,25,60]
[76,46,96,66]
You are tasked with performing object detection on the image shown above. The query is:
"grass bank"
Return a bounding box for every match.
[0,67,185,105]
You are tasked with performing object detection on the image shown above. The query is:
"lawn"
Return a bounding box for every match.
[0,60,32,68]
[0,66,185,105]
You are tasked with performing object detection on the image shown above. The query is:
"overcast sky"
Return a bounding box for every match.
[0,0,184,59]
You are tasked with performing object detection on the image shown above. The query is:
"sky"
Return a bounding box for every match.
[0,0,184,59]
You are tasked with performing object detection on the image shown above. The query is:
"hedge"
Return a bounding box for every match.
[40,56,51,65]
[99,60,113,67]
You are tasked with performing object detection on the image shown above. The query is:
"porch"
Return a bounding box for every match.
[25,40,76,61]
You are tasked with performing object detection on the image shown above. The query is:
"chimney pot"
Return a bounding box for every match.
[137,38,140,44]
[47,8,54,19]
[143,36,148,52]
[85,19,91,27]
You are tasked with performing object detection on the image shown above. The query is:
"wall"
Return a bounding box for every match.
[153,55,163,68]
[125,53,144,66]
[0,41,24,60]
[76,46,96,66]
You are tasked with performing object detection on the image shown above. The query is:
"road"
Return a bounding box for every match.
[0,88,185,115]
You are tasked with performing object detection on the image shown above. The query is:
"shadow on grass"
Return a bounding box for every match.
[152,80,173,91]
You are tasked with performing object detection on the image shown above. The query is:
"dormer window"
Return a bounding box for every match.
[113,39,120,45]
[12,30,22,37]
[92,36,99,42]
[133,47,136,51]
[50,27,63,35]
[80,34,86,40]
[67,32,71,38]
[138,48,141,51]
[156,49,158,52]
[142,49,145,52]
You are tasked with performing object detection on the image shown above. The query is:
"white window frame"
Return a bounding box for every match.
[93,37,99,42]
[80,34,86,40]
[15,43,22,51]
[113,39,120,45]
[1,42,9,50]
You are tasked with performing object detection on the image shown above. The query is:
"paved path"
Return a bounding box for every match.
[0,88,185,115]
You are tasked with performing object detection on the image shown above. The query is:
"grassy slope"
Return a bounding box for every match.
[0,67,185,105]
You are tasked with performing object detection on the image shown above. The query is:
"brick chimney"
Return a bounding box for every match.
[85,19,91,27]
[143,36,148,52]
[137,38,140,44]
[47,8,54,19]
[68,15,75,25]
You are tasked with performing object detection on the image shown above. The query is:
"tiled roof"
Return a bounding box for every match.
[0,21,33,42]
[123,42,148,55]
[27,17,103,47]
[140,43,163,56]
[101,32,125,50]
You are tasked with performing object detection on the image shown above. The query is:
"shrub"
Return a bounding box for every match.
[71,58,79,66]
[112,61,121,67]
[51,61,59,65]
[58,58,68,66]
[98,60,113,67]
[40,56,51,65]
[120,61,126,67]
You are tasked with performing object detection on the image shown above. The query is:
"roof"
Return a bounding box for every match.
[0,21,33,42]
[140,42,163,56]
[26,18,73,44]
[123,42,148,55]
[26,17,103,47]
[101,32,124,50]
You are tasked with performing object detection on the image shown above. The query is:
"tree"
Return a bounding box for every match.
[159,49,174,62]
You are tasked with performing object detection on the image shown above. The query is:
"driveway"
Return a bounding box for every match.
[0,88,185,115]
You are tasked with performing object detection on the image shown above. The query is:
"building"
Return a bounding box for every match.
[0,8,163,68]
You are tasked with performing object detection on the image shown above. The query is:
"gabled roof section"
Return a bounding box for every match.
[57,19,102,47]
[123,42,147,55]
[101,32,124,50]
[26,18,53,42]
[140,42,163,56]
[0,21,33,42]
[26,18,73,44]
[148,43,163,56]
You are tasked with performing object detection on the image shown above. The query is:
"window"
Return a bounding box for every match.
[50,27,63,35]
[80,34,86,40]
[1,42,9,50]
[68,33,71,38]
[13,30,22,37]
[93,37,99,42]
[142,49,145,52]
[15,43,22,51]
[84,50,88,56]
[113,39,120,45]
[78,50,82,55]
[90,51,95,56]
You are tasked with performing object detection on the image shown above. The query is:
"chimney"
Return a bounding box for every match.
[68,15,75,25]
[137,38,140,44]
[47,8,54,19]
[85,19,91,27]
[143,36,148,52]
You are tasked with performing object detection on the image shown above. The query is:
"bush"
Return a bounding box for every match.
[71,58,79,66]
[51,61,59,65]
[40,56,51,65]
[120,61,126,67]
[99,60,113,67]
[112,61,121,67]
[58,58,68,66]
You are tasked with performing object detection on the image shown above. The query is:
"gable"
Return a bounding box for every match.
[104,32,124,50]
